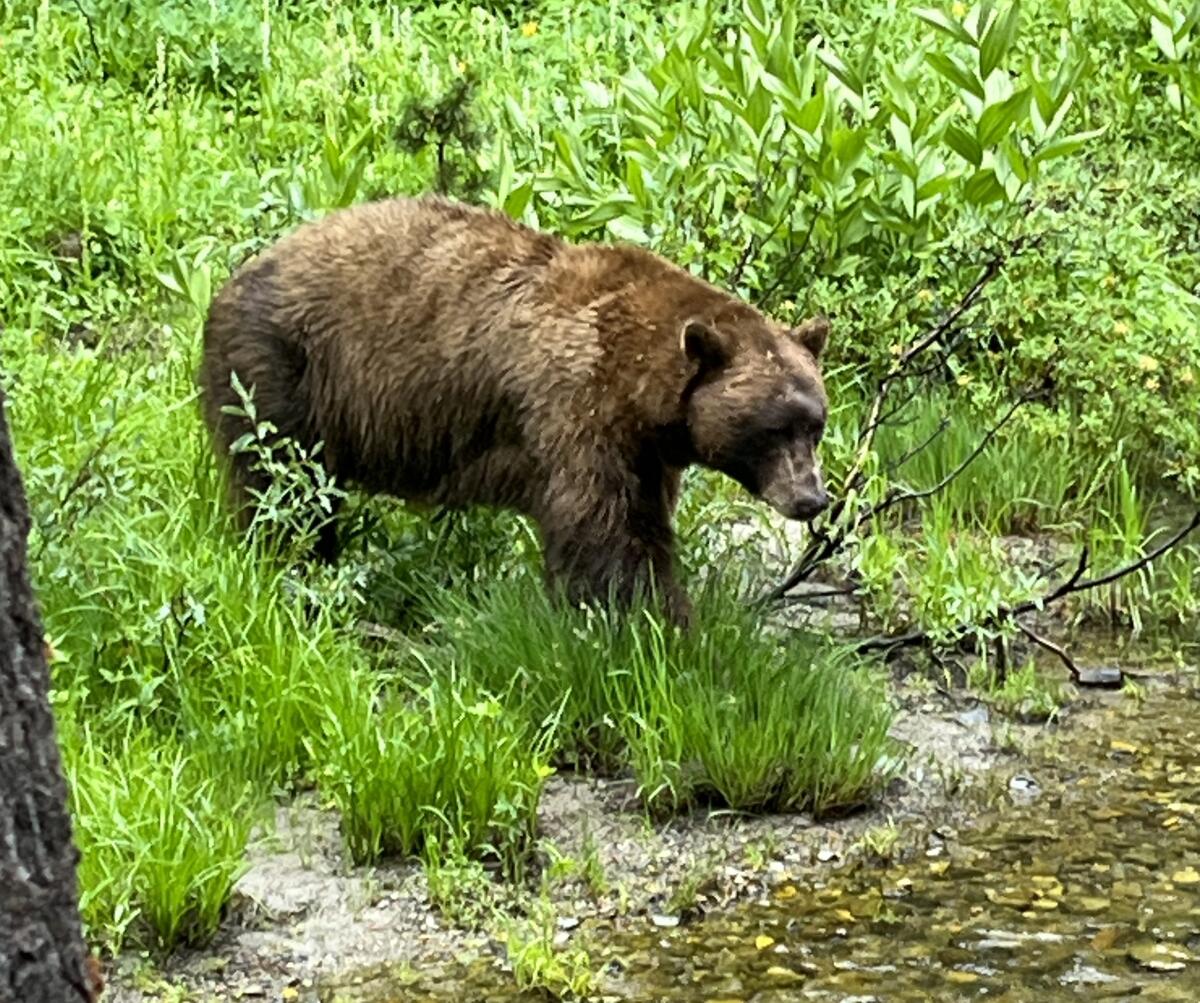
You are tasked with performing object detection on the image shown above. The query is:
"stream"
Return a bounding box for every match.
[323,686,1200,1001]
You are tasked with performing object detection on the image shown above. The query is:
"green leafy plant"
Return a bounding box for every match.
[313,674,554,874]
[1125,0,1200,122]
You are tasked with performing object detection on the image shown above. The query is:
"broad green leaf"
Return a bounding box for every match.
[913,7,976,45]
[552,130,592,188]
[818,45,864,98]
[882,148,920,180]
[926,51,985,98]
[1030,72,1055,127]
[625,156,646,205]
[710,179,727,219]
[963,166,1006,205]
[570,197,639,230]
[703,46,741,89]
[1151,16,1178,60]
[901,174,918,219]
[744,81,775,133]
[795,90,827,134]
[963,2,989,41]
[998,136,1029,184]
[944,122,983,165]
[830,126,869,172]
[979,1,1021,79]
[889,114,915,159]
[579,80,612,109]
[744,0,770,33]
[976,87,1031,147]
[881,60,920,125]
[1166,80,1185,114]
[495,142,514,204]
[916,173,956,200]
[339,156,367,208]
[155,270,186,297]
[1032,125,1107,163]
[1042,90,1076,142]
[607,215,650,244]
[502,181,533,220]
[770,6,799,82]
[503,95,530,134]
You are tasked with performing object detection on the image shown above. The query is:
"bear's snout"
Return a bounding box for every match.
[759,443,829,522]
[785,486,830,521]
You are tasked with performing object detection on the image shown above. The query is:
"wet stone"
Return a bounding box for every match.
[1127,940,1193,971]
[1076,666,1125,688]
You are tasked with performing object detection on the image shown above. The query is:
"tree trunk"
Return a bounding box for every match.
[0,387,100,1003]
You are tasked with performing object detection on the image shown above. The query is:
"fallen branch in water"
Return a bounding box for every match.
[854,509,1200,685]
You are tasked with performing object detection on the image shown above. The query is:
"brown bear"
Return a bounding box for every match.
[199,195,830,625]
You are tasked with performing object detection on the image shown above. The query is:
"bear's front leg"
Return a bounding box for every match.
[539,510,691,629]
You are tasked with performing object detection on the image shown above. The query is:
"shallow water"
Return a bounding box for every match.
[325,688,1200,1001]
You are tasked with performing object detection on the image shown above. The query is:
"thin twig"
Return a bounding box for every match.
[872,391,1039,518]
[855,509,1200,660]
[767,389,1037,602]
[757,203,822,306]
[731,162,803,291]
[1011,508,1200,615]
[766,239,1027,603]
[883,417,950,476]
[69,0,104,71]
[781,584,860,601]
[892,248,1015,371]
[1014,620,1079,681]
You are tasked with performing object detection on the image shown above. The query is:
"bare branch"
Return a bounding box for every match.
[765,388,1038,603]
[872,391,1038,518]
[1014,620,1079,681]
[69,0,105,72]
[853,509,1200,670]
[889,249,1011,371]
[1010,508,1200,615]
[765,239,1028,603]
[729,151,793,291]
[756,203,822,307]
[883,417,950,476]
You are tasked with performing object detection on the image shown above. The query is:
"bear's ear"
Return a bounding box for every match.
[790,315,830,360]
[680,319,728,373]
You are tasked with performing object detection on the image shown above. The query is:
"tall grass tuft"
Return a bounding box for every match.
[65,726,256,954]
[420,580,899,818]
[313,671,554,874]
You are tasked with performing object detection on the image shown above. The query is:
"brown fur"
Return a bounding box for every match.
[199,195,830,625]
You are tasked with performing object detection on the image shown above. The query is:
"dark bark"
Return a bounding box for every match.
[0,387,100,1003]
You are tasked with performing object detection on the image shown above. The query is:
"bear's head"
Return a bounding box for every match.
[682,311,831,521]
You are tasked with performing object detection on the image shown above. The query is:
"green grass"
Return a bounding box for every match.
[421,580,899,817]
[2,0,1198,964]
[65,726,256,953]
[871,397,1093,536]
[314,674,553,874]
